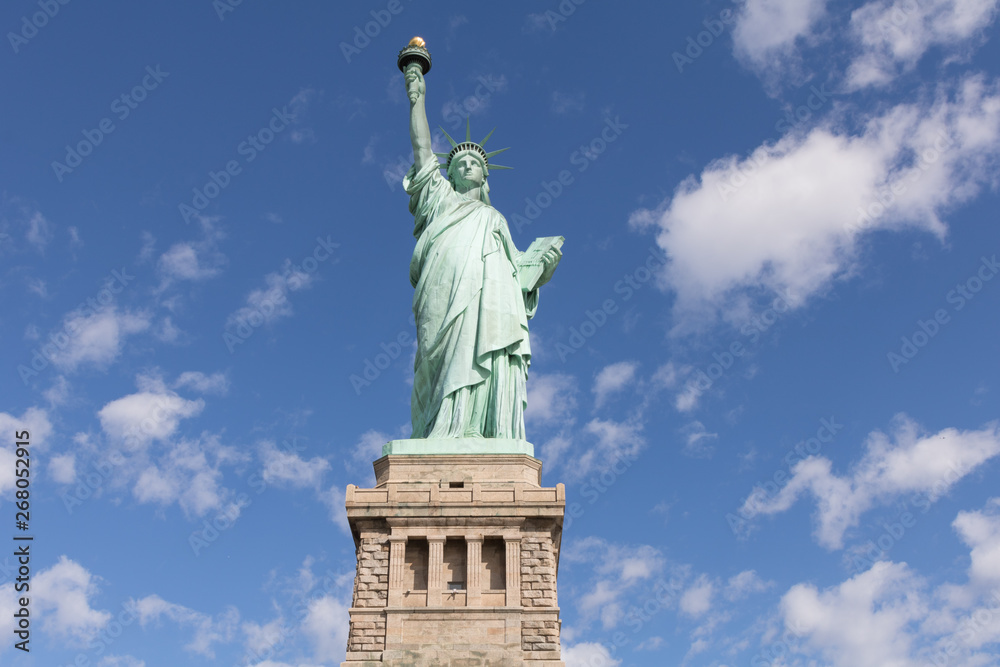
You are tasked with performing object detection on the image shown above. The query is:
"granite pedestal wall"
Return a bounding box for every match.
[341,446,565,667]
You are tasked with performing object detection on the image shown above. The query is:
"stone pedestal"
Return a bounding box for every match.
[341,452,565,666]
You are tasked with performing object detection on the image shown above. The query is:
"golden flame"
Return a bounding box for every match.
[408,36,426,48]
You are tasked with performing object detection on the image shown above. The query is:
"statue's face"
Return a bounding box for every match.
[451,154,485,188]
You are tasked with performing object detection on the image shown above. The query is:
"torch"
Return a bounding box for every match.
[397,36,432,75]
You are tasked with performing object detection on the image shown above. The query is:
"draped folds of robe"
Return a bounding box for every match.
[404,160,539,439]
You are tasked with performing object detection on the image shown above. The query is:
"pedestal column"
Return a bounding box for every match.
[505,536,521,607]
[466,535,483,606]
[427,535,446,606]
[387,537,406,606]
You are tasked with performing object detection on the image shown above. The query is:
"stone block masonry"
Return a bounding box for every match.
[341,453,565,667]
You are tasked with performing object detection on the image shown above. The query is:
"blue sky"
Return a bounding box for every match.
[2,0,1000,665]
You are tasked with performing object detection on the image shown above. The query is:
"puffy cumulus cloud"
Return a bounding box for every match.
[679,574,715,618]
[156,215,227,288]
[258,440,330,490]
[241,616,287,658]
[562,642,622,667]
[565,537,668,630]
[847,0,999,90]
[0,407,53,494]
[741,415,1000,549]
[158,242,224,282]
[732,0,829,73]
[349,429,392,469]
[225,266,314,331]
[132,435,243,517]
[49,452,76,484]
[98,375,204,449]
[173,371,230,396]
[28,556,112,644]
[953,497,1000,585]
[592,361,638,408]
[560,417,645,481]
[134,594,239,658]
[780,561,927,667]
[49,307,151,372]
[630,75,1000,330]
[767,501,1000,667]
[725,569,774,600]
[525,372,578,428]
[301,595,349,663]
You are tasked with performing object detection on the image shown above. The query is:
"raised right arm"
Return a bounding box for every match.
[406,64,434,172]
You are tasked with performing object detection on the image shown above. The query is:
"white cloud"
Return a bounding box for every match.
[132,436,241,517]
[560,417,645,480]
[551,91,585,114]
[27,277,47,297]
[565,538,667,630]
[680,420,718,458]
[242,616,287,657]
[26,210,53,250]
[98,378,204,449]
[350,429,391,468]
[98,657,146,667]
[953,497,1000,586]
[49,452,76,484]
[770,499,1000,666]
[526,373,578,427]
[742,415,1000,548]
[134,594,239,658]
[847,0,1000,90]
[226,267,314,330]
[259,440,330,490]
[174,371,230,396]
[301,595,349,663]
[562,642,622,667]
[51,307,151,372]
[680,574,715,618]
[725,569,773,600]
[780,561,927,667]
[630,75,1000,329]
[439,74,507,125]
[732,0,829,72]
[30,556,112,643]
[651,362,679,389]
[0,407,53,494]
[158,242,224,282]
[288,87,317,144]
[44,375,71,406]
[674,375,704,413]
[593,361,638,408]
[157,217,226,287]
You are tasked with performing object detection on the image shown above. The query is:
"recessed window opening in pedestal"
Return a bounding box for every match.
[449,481,464,488]
[404,537,428,591]
[482,537,505,590]
[443,538,466,590]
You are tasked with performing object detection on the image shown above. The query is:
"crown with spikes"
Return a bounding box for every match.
[435,118,512,174]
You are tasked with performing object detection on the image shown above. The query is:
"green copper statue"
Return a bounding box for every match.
[401,45,562,440]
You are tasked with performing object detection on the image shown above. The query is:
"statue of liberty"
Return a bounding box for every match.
[402,51,562,441]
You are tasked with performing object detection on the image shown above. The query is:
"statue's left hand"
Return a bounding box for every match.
[536,247,562,287]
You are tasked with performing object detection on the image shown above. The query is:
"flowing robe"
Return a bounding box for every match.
[404,159,538,439]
